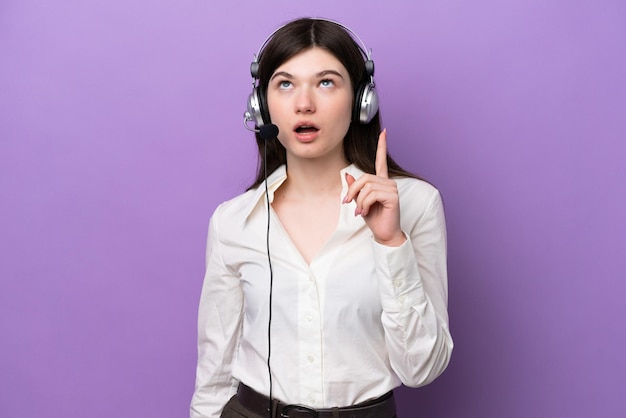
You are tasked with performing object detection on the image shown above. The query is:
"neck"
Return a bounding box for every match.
[282,156,349,198]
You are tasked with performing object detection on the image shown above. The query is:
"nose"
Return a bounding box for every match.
[295,88,315,114]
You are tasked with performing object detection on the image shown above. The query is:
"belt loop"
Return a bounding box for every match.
[331,407,339,418]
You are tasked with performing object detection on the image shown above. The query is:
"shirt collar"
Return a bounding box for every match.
[243,163,366,221]
[243,165,287,220]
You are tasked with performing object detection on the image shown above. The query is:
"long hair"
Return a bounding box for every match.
[247,18,418,190]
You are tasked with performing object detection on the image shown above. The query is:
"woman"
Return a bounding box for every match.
[191,18,452,418]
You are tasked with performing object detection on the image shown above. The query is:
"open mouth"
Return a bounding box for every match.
[294,125,319,134]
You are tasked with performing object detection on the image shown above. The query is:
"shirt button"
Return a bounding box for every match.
[308,355,315,363]
[398,296,406,304]
[394,279,404,288]
[308,394,317,404]
[306,314,313,322]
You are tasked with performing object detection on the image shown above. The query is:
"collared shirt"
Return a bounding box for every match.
[191,164,453,418]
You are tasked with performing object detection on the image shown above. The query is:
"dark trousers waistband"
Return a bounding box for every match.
[236,382,397,418]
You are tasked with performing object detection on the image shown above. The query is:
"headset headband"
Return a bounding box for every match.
[250,18,374,81]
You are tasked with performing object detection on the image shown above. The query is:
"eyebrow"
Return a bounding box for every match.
[270,70,345,81]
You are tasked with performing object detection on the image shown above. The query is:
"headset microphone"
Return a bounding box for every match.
[243,97,279,417]
[259,123,279,141]
[243,111,279,140]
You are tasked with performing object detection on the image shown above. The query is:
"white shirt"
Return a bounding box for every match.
[190,164,453,418]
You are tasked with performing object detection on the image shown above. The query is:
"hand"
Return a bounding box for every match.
[343,129,406,247]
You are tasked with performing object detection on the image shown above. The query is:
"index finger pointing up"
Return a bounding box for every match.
[375,129,389,178]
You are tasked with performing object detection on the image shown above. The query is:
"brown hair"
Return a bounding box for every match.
[248,18,418,190]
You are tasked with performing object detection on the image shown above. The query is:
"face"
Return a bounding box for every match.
[266,47,353,165]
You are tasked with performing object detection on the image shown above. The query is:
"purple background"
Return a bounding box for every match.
[1,1,625,417]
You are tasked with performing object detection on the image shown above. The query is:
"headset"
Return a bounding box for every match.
[243,18,380,135]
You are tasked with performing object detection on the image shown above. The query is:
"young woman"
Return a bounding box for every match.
[191,18,452,418]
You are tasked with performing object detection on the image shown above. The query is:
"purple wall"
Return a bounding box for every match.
[1,1,624,417]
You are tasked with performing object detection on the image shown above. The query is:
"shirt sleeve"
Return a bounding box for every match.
[190,208,243,418]
[371,187,453,387]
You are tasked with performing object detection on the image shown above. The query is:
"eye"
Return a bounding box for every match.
[278,80,292,89]
[320,79,335,88]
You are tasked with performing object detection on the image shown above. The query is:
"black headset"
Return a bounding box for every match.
[244,18,380,131]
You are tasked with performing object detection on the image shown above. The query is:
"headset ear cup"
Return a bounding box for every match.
[354,82,379,124]
[247,88,263,127]
[257,85,271,126]
[248,87,271,127]
[353,83,366,123]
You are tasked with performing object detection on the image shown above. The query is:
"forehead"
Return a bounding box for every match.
[272,47,349,76]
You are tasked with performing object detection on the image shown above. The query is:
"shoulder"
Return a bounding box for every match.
[211,188,258,224]
[206,188,261,248]
[395,176,441,203]
[394,176,444,225]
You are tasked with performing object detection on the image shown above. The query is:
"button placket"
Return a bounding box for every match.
[297,271,323,407]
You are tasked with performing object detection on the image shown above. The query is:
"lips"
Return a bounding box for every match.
[293,122,320,142]
[295,126,318,134]
[293,122,320,134]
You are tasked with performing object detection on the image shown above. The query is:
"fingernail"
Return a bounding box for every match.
[342,195,349,204]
